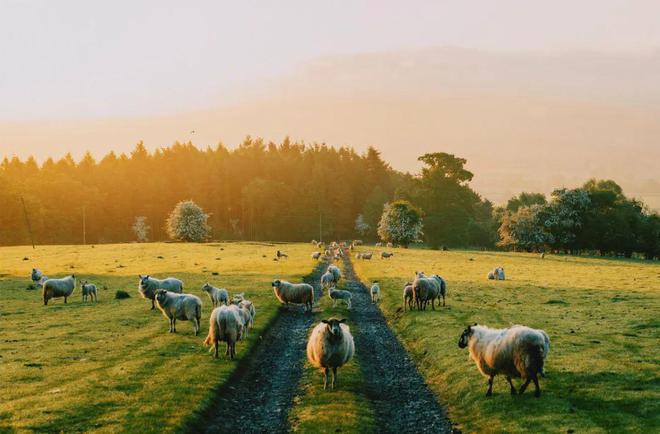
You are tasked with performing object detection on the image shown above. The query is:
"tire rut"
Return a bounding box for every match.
[343,256,453,434]
[187,262,327,434]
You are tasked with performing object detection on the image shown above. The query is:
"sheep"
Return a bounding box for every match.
[317,242,324,248]
[328,286,352,309]
[402,282,414,311]
[360,252,373,260]
[201,283,229,307]
[370,281,380,303]
[381,251,394,259]
[328,265,341,282]
[271,279,314,312]
[386,242,394,248]
[488,267,506,280]
[311,251,322,260]
[138,275,183,310]
[42,275,75,305]
[355,253,362,259]
[276,250,288,259]
[458,324,550,398]
[324,249,332,257]
[412,274,446,310]
[375,242,383,247]
[237,299,256,335]
[80,280,98,302]
[154,289,202,335]
[204,305,244,359]
[321,270,337,290]
[353,240,363,246]
[540,252,545,259]
[311,239,318,245]
[31,268,49,285]
[306,318,355,390]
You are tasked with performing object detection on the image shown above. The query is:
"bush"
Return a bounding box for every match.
[166,200,211,242]
[115,290,131,300]
[377,200,423,247]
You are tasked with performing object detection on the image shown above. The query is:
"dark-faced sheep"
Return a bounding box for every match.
[43,275,75,305]
[154,290,202,335]
[306,318,355,390]
[458,324,550,397]
[271,279,314,312]
[412,273,446,310]
[138,275,183,309]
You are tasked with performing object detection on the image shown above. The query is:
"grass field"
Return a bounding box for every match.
[0,242,315,433]
[352,248,660,433]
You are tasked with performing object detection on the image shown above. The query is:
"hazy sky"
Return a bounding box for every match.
[1,1,659,207]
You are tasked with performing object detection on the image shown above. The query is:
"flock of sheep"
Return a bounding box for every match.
[30,241,549,397]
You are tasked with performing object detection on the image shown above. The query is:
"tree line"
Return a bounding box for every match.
[0,138,658,258]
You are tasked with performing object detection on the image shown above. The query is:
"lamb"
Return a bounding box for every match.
[276,250,288,259]
[201,283,229,307]
[488,267,505,280]
[321,270,337,290]
[328,286,352,309]
[154,289,202,335]
[204,305,244,359]
[42,275,76,305]
[138,275,184,309]
[311,251,322,260]
[370,281,380,303]
[328,265,341,283]
[31,268,49,285]
[402,281,414,311]
[412,273,446,310]
[306,318,355,390]
[381,251,394,259]
[238,299,256,335]
[271,279,314,312]
[360,252,373,260]
[80,281,98,302]
[458,324,550,397]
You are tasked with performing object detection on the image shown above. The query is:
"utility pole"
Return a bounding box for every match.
[20,196,35,249]
[82,206,86,245]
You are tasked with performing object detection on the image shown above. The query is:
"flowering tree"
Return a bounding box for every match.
[166,200,211,242]
[498,205,552,251]
[354,214,370,237]
[132,216,150,242]
[377,200,423,247]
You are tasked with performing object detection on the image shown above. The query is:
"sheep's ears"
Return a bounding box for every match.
[339,318,347,323]
[321,319,330,324]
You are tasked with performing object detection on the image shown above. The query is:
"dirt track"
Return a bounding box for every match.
[343,255,452,433]
[187,262,327,434]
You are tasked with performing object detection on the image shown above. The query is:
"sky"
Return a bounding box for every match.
[1,0,659,207]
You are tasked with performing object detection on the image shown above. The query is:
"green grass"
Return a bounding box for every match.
[352,248,660,434]
[0,242,315,433]
[288,262,376,434]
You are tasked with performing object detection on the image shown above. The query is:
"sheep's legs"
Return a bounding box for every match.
[151,299,155,310]
[519,378,531,395]
[532,376,541,397]
[64,296,68,304]
[486,376,494,396]
[506,376,517,395]
[173,318,177,333]
[323,367,329,390]
[332,367,337,389]
[431,299,435,310]
[214,342,219,358]
[442,295,446,307]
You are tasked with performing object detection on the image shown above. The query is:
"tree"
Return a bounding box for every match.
[354,214,370,236]
[377,200,423,247]
[537,188,591,252]
[506,192,547,212]
[498,205,552,251]
[132,216,150,242]
[166,200,211,242]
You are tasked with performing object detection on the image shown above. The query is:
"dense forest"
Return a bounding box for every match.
[1,138,658,258]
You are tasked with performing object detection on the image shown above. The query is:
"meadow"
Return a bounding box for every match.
[352,248,660,433]
[0,242,315,433]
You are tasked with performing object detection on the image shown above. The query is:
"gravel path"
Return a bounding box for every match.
[188,262,327,434]
[343,255,453,434]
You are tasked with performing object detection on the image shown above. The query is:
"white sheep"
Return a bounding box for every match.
[370,281,380,303]
[306,318,355,390]
[201,283,229,307]
[204,305,244,359]
[488,267,505,280]
[311,251,322,260]
[271,279,314,312]
[276,250,288,259]
[402,281,413,311]
[154,289,202,335]
[328,286,352,309]
[238,299,256,336]
[360,252,373,260]
[139,275,183,310]
[412,274,446,310]
[458,324,550,397]
[80,280,98,302]
[386,242,394,248]
[42,275,75,305]
[321,270,337,290]
[375,242,383,247]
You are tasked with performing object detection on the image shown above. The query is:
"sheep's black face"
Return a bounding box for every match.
[272,280,281,288]
[155,290,167,304]
[458,326,473,349]
[322,318,346,337]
